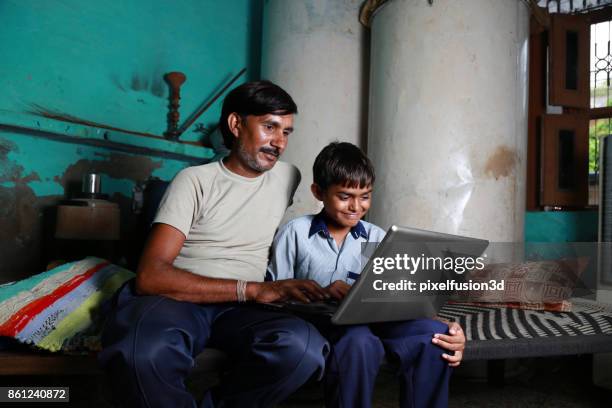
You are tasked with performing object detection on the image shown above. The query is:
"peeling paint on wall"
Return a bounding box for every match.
[0,138,41,184]
[0,180,61,283]
[58,153,162,191]
[0,0,262,281]
[0,139,188,282]
[484,146,518,180]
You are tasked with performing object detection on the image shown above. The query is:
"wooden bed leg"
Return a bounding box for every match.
[487,359,505,387]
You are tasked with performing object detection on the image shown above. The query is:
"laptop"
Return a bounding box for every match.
[264,225,489,325]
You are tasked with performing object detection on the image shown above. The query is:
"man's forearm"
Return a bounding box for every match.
[135,260,327,304]
[136,223,273,303]
[136,260,249,303]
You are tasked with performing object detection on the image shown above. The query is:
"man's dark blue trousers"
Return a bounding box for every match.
[98,280,329,408]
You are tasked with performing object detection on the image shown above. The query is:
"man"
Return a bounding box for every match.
[99,81,330,408]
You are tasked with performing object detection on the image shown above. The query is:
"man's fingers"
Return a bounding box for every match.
[278,280,325,300]
[335,287,349,300]
[328,288,343,300]
[299,280,327,299]
[288,287,311,303]
[323,281,351,300]
[325,282,349,300]
[301,285,322,300]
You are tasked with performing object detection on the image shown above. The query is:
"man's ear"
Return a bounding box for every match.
[227,113,243,138]
[311,183,324,201]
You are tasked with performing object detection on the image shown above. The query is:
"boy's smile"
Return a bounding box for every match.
[312,183,373,232]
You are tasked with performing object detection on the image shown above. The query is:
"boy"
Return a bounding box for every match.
[268,142,465,408]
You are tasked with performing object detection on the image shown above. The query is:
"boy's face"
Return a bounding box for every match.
[311,183,372,229]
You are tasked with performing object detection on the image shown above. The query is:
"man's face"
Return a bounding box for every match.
[312,183,373,229]
[232,113,294,174]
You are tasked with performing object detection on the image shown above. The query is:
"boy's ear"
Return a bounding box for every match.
[227,113,242,138]
[311,183,323,201]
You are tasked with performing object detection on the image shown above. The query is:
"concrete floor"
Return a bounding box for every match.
[3,355,610,407]
[279,356,610,408]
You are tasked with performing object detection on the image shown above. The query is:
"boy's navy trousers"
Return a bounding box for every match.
[321,319,452,408]
[98,280,328,408]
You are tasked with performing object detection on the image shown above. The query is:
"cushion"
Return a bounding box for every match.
[0,257,134,352]
[450,257,589,307]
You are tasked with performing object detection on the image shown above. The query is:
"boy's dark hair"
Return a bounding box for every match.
[219,80,298,149]
[313,142,375,190]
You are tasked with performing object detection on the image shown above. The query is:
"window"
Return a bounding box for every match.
[589,20,612,205]
[527,4,612,209]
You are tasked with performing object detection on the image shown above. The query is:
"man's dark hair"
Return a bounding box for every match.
[313,142,375,191]
[219,80,297,149]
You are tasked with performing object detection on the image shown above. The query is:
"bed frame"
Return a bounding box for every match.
[2,301,612,383]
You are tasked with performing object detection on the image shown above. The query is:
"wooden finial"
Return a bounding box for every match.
[164,72,187,140]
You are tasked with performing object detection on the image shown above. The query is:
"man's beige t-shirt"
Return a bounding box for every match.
[153,159,300,282]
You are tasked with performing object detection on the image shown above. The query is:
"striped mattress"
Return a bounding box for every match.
[439,299,612,360]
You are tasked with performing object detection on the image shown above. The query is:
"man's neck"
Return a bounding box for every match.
[223,155,263,178]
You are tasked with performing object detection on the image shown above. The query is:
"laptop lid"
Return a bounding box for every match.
[331,225,489,325]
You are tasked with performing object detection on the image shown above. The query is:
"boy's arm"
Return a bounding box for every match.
[267,223,298,281]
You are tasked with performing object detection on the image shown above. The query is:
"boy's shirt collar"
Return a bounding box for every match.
[308,211,368,240]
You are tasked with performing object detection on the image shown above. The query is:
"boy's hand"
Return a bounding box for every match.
[247,280,328,303]
[432,321,465,367]
[325,280,351,300]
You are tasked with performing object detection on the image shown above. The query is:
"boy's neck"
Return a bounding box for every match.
[323,215,352,247]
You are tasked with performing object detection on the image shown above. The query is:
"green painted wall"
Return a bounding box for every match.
[524,211,599,294]
[1,0,597,282]
[0,0,263,281]
[525,211,599,242]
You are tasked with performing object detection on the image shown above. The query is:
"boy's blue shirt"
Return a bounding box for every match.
[267,212,387,286]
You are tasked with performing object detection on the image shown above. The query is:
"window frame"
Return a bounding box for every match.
[527,6,612,210]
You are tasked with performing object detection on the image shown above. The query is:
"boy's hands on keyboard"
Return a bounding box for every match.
[247,280,329,303]
[325,280,351,300]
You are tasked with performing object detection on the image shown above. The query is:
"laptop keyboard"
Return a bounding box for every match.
[285,299,339,314]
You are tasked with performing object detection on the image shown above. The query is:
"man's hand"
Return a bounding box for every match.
[247,279,328,303]
[432,321,465,367]
[325,280,351,300]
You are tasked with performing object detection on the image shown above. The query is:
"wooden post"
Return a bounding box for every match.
[164,72,187,140]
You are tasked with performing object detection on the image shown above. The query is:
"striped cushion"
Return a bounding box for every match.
[0,257,134,352]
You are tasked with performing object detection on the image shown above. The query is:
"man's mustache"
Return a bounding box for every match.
[260,147,280,157]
